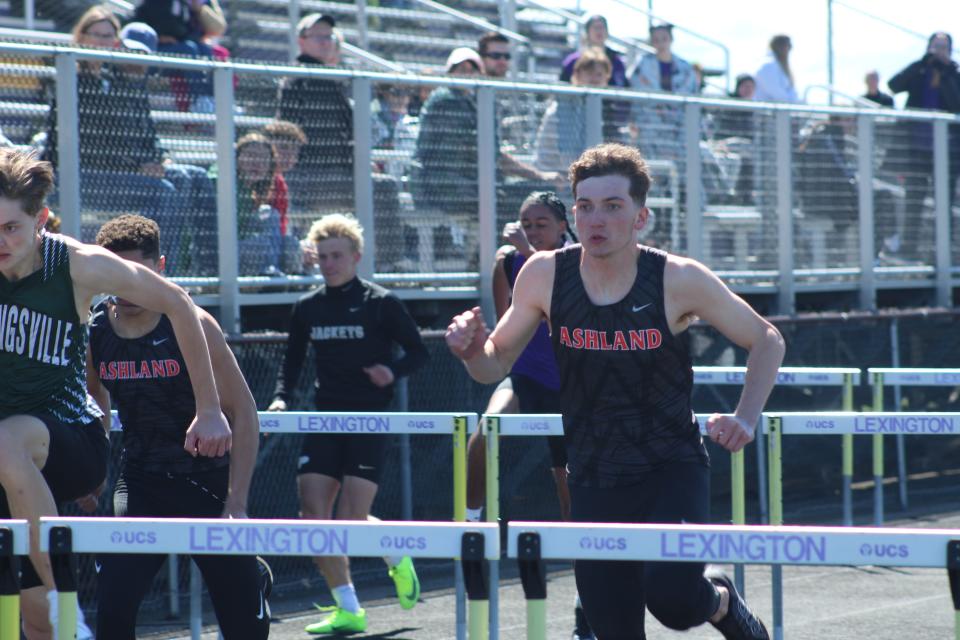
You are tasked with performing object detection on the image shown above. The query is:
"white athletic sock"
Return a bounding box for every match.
[465,507,483,522]
[333,583,361,614]
[384,555,403,568]
[574,592,582,610]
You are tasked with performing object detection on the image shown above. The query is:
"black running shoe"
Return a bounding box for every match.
[256,556,274,622]
[571,603,596,640]
[707,570,769,640]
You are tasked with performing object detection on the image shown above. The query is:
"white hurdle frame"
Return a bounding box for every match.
[868,368,960,525]
[108,410,479,640]
[766,411,960,639]
[40,518,498,640]
[508,520,960,640]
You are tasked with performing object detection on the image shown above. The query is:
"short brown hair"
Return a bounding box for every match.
[0,148,54,216]
[263,120,307,145]
[96,214,161,261]
[478,31,509,56]
[573,47,611,77]
[569,143,651,206]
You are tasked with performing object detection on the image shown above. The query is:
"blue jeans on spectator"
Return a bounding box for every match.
[239,205,283,277]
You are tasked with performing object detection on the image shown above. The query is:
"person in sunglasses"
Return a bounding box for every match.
[479,32,512,79]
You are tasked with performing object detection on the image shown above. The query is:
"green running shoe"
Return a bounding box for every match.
[388,556,420,610]
[304,605,367,635]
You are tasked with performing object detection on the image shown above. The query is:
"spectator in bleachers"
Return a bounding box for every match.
[413,48,562,239]
[279,12,404,271]
[863,70,894,107]
[887,32,960,260]
[222,133,283,275]
[262,120,307,237]
[754,34,800,103]
[133,0,226,112]
[714,73,758,205]
[534,48,614,178]
[629,23,698,95]
[370,85,417,181]
[559,15,629,88]
[479,32,512,79]
[42,6,179,241]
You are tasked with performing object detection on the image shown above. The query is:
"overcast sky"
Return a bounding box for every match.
[541,0,960,106]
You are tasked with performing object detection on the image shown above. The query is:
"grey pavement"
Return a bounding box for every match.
[146,510,960,640]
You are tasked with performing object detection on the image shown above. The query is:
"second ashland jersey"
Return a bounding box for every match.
[274,277,429,408]
[549,245,707,488]
[89,303,229,474]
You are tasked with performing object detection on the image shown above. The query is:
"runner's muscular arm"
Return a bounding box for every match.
[198,310,258,518]
[447,252,554,384]
[665,256,785,451]
[68,241,231,457]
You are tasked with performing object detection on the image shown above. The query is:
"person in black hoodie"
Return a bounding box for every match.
[277,14,404,269]
[887,32,960,259]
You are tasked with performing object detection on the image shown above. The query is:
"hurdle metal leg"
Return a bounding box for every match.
[872,379,884,526]
[731,449,746,595]
[454,416,469,640]
[190,561,202,639]
[461,532,489,640]
[767,416,784,640]
[0,528,20,640]
[842,373,854,526]
[485,416,501,640]
[48,526,78,640]
[517,532,547,640]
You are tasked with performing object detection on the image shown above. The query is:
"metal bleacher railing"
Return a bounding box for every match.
[1,41,959,331]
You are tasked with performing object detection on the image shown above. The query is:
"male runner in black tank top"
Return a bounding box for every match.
[0,149,230,639]
[83,215,270,639]
[447,143,784,640]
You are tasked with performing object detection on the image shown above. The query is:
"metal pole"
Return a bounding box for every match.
[353,77,375,278]
[685,103,703,259]
[213,67,239,334]
[857,114,877,311]
[756,417,768,525]
[190,561,202,640]
[398,377,413,521]
[288,0,300,65]
[357,0,370,51]
[890,319,908,510]
[585,93,603,148]
[827,0,834,105]
[485,417,501,640]
[871,374,884,525]
[842,373,854,526]
[731,449,745,595]
[767,416,783,640]
[477,86,498,325]
[168,554,180,618]
[24,0,34,30]
[453,417,468,640]
[54,53,81,240]
[775,110,795,315]
[933,119,951,307]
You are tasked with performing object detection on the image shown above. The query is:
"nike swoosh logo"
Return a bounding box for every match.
[152,338,168,346]
[357,464,376,470]
[349,307,361,313]
[632,303,653,313]
[94,561,102,573]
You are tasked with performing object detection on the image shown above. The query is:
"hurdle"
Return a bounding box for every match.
[765,411,960,639]
[0,520,28,640]
[693,367,860,526]
[868,368,960,525]
[507,520,960,640]
[40,517,497,640]
[110,410,479,640]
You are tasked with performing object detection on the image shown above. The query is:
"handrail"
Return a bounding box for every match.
[410,0,529,45]
[0,25,69,43]
[515,0,654,60]
[1,41,958,124]
[341,41,411,74]
[602,0,731,92]
[803,84,884,109]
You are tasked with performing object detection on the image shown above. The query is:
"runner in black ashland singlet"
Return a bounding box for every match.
[446,143,785,640]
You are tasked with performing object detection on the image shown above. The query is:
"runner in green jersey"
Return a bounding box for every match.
[0,148,231,639]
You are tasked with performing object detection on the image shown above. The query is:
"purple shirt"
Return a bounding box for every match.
[508,252,561,390]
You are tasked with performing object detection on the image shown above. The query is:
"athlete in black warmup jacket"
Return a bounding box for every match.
[269,213,428,635]
[84,215,271,640]
[447,144,784,640]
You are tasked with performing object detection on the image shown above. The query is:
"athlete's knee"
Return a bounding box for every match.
[0,417,47,477]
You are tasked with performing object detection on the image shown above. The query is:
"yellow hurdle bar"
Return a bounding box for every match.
[526,600,547,640]
[767,416,784,640]
[871,374,885,525]
[485,416,501,639]
[0,523,26,640]
[453,416,468,640]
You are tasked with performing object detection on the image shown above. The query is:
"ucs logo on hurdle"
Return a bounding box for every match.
[379,535,428,551]
[111,530,157,545]
[858,542,910,559]
[580,536,628,551]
